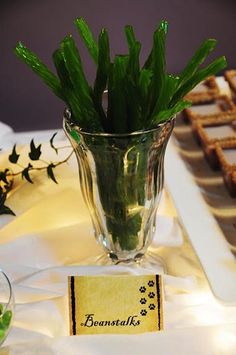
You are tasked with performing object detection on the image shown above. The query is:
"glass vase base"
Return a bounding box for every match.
[88,251,166,274]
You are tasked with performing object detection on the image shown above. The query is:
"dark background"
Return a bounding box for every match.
[1,0,235,132]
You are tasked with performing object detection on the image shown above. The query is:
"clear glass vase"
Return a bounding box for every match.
[64,114,174,263]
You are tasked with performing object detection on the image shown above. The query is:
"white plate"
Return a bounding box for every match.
[165,137,236,305]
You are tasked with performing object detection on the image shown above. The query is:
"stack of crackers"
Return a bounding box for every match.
[183,74,236,197]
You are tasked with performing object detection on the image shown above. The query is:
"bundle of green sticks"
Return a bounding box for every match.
[15,18,226,133]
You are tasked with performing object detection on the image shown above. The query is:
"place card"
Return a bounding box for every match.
[68,274,163,335]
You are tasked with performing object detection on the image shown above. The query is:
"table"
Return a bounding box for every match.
[0,126,236,354]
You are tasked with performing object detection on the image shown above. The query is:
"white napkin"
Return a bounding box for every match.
[2,265,199,342]
[0,212,183,269]
[153,214,182,247]
[3,323,236,355]
[0,121,13,137]
[0,121,14,150]
[1,137,236,354]
[2,263,235,355]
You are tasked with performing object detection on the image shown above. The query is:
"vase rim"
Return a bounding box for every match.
[63,112,175,138]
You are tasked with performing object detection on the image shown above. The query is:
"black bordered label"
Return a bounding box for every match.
[68,274,163,335]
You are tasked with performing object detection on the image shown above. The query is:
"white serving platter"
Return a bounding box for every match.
[165,136,236,305]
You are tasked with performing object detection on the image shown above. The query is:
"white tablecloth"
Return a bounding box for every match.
[0,126,236,354]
